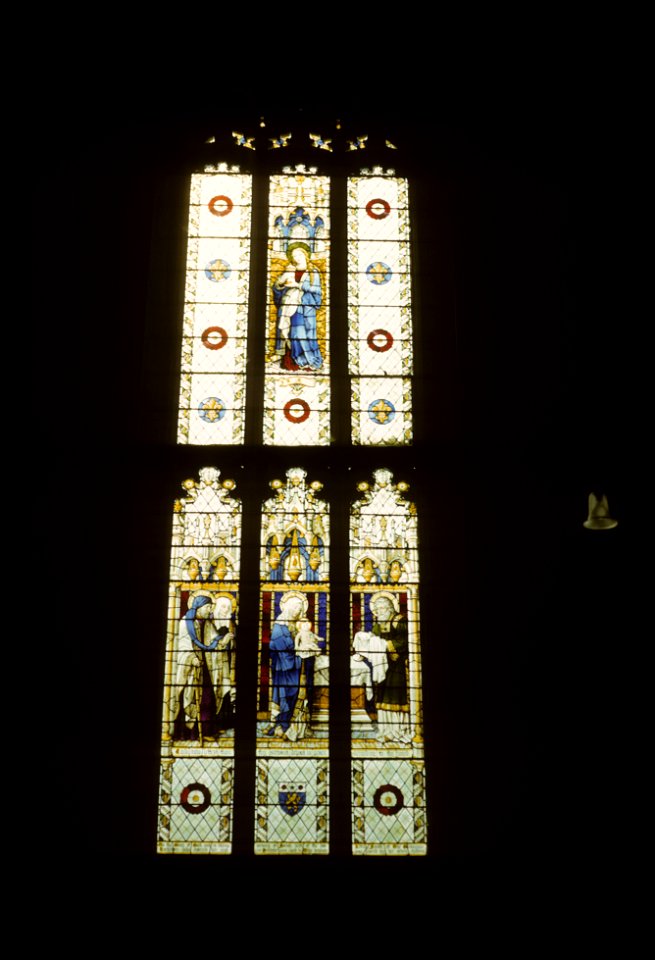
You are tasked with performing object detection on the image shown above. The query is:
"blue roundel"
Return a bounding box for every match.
[366,262,393,285]
[199,397,226,422]
[204,259,231,282]
[368,399,396,424]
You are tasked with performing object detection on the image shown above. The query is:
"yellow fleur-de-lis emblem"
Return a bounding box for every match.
[202,398,223,422]
[368,262,390,284]
[370,399,393,424]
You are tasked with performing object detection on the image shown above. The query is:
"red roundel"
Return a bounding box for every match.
[365,198,391,220]
[373,784,404,816]
[367,329,394,352]
[180,783,211,814]
[201,326,228,350]
[208,195,234,217]
[283,398,311,423]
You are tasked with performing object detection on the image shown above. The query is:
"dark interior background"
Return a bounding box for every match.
[41,88,633,906]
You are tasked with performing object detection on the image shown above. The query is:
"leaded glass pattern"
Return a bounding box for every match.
[177,169,252,445]
[264,174,330,446]
[349,469,426,854]
[255,468,330,854]
[348,175,413,445]
[255,758,329,854]
[158,468,240,854]
[352,759,427,853]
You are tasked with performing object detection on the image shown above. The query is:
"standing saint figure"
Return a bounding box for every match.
[370,593,411,743]
[208,595,237,733]
[273,242,323,370]
[266,593,306,738]
[170,592,236,740]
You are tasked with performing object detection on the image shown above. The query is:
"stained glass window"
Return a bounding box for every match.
[176,166,413,447]
[264,173,331,446]
[348,174,413,445]
[158,468,240,854]
[350,469,426,854]
[255,468,330,853]
[177,167,252,445]
[161,133,425,857]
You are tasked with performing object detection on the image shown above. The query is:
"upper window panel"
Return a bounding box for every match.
[264,172,331,446]
[177,167,252,445]
[348,174,413,445]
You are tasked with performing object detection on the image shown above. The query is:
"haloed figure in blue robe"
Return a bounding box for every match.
[273,241,323,371]
[267,594,305,737]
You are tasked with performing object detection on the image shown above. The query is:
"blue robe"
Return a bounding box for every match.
[269,622,301,731]
[273,268,323,369]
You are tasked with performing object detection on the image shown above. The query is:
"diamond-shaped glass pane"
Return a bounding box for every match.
[348,175,413,445]
[178,172,252,446]
[254,757,329,854]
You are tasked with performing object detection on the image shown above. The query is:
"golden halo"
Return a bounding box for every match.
[370,591,400,613]
[286,241,311,261]
[278,591,309,617]
[213,592,237,613]
[187,590,214,610]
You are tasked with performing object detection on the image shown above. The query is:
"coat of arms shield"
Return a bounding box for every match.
[278,782,306,816]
